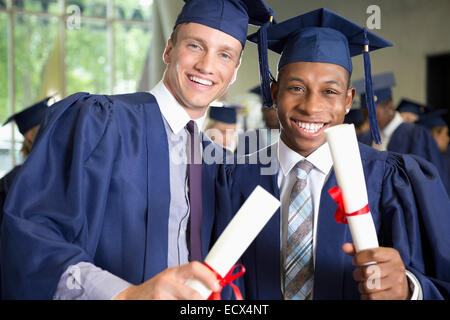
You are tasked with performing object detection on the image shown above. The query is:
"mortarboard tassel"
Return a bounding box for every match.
[257,17,275,109]
[362,29,382,144]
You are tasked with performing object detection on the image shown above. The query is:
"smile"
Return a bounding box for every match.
[295,120,326,134]
[188,75,213,86]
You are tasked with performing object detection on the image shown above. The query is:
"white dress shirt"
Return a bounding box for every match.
[276,138,421,299]
[54,81,207,300]
[375,111,404,151]
[278,139,333,265]
[151,81,206,135]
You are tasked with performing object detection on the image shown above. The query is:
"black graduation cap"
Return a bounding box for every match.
[209,106,238,124]
[397,99,431,115]
[344,108,365,126]
[174,0,276,48]
[3,97,51,135]
[249,85,261,96]
[417,110,448,130]
[247,8,393,144]
[353,72,396,107]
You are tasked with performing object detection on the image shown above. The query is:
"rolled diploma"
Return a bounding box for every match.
[325,124,379,253]
[186,185,280,299]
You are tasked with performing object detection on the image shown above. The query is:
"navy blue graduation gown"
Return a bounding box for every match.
[358,122,450,195]
[444,147,450,188]
[0,164,22,299]
[0,92,227,299]
[237,128,266,155]
[218,143,450,300]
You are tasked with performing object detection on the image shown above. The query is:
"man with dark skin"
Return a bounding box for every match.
[222,8,450,300]
[272,62,410,299]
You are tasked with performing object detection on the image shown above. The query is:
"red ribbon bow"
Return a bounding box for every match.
[204,263,246,300]
[328,186,370,224]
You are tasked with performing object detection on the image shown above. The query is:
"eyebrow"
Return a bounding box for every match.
[184,36,240,57]
[286,76,345,88]
[324,80,345,89]
[286,76,306,84]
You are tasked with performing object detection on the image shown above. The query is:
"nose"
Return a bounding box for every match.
[194,50,214,75]
[300,91,325,115]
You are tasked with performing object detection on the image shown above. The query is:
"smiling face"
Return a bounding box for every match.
[272,61,354,157]
[163,22,242,119]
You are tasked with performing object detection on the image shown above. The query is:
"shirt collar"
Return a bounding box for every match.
[278,137,333,177]
[149,81,206,134]
[382,111,404,140]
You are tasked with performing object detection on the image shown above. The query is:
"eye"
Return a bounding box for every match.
[219,52,232,61]
[289,86,304,93]
[187,42,202,51]
[324,89,339,95]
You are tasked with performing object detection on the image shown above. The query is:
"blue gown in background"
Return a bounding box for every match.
[445,146,450,188]
[358,122,450,195]
[217,143,450,300]
[0,92,227,299]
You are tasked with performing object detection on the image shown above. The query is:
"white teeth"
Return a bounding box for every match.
[189,76,213,86]
[297,121,324,134]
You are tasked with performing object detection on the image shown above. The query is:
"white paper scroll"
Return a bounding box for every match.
[325,124,379,253]
[186,185,280,299]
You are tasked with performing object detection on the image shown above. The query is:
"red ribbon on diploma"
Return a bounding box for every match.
[328,186,370,224]
[204,263,245,300]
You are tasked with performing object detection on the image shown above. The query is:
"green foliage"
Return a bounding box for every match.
[0,15,8,121]
[0,1,152,118]
[14,14,59,112]
[0,1,152,172]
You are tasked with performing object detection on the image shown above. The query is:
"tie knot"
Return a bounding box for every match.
[186,120,196,135]
[296,160,313,178]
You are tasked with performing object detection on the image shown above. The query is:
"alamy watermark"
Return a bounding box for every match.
[366,5,381,30]
[66,4,81,30]
[169,128,279,176]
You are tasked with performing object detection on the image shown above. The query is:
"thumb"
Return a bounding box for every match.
[342,242,356,257]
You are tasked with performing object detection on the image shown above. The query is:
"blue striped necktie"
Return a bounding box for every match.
[284,160,314,300]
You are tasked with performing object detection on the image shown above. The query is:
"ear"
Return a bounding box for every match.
[163,38,173,65]
[229,58,241,85]
[270,81,279,109]
[345,86,356,112]
[387,99,395,112]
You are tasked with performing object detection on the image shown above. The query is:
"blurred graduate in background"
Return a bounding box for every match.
[396,98,431,123]
[0,96,50,300]
[417,110,450,189]
[0,97,51,220]
[355,72,450,194]
[237,85,280,155]
[204,105,239,152]
[343,108,369,135]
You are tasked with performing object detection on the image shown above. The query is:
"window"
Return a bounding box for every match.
[0,0,153,176]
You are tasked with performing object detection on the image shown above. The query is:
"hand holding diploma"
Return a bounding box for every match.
[186,185,280,299]
[113,261,221,300]
[115,185,279,300]
[326,124,411,300]
[325,124,379,252]
[342,244,411,300]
